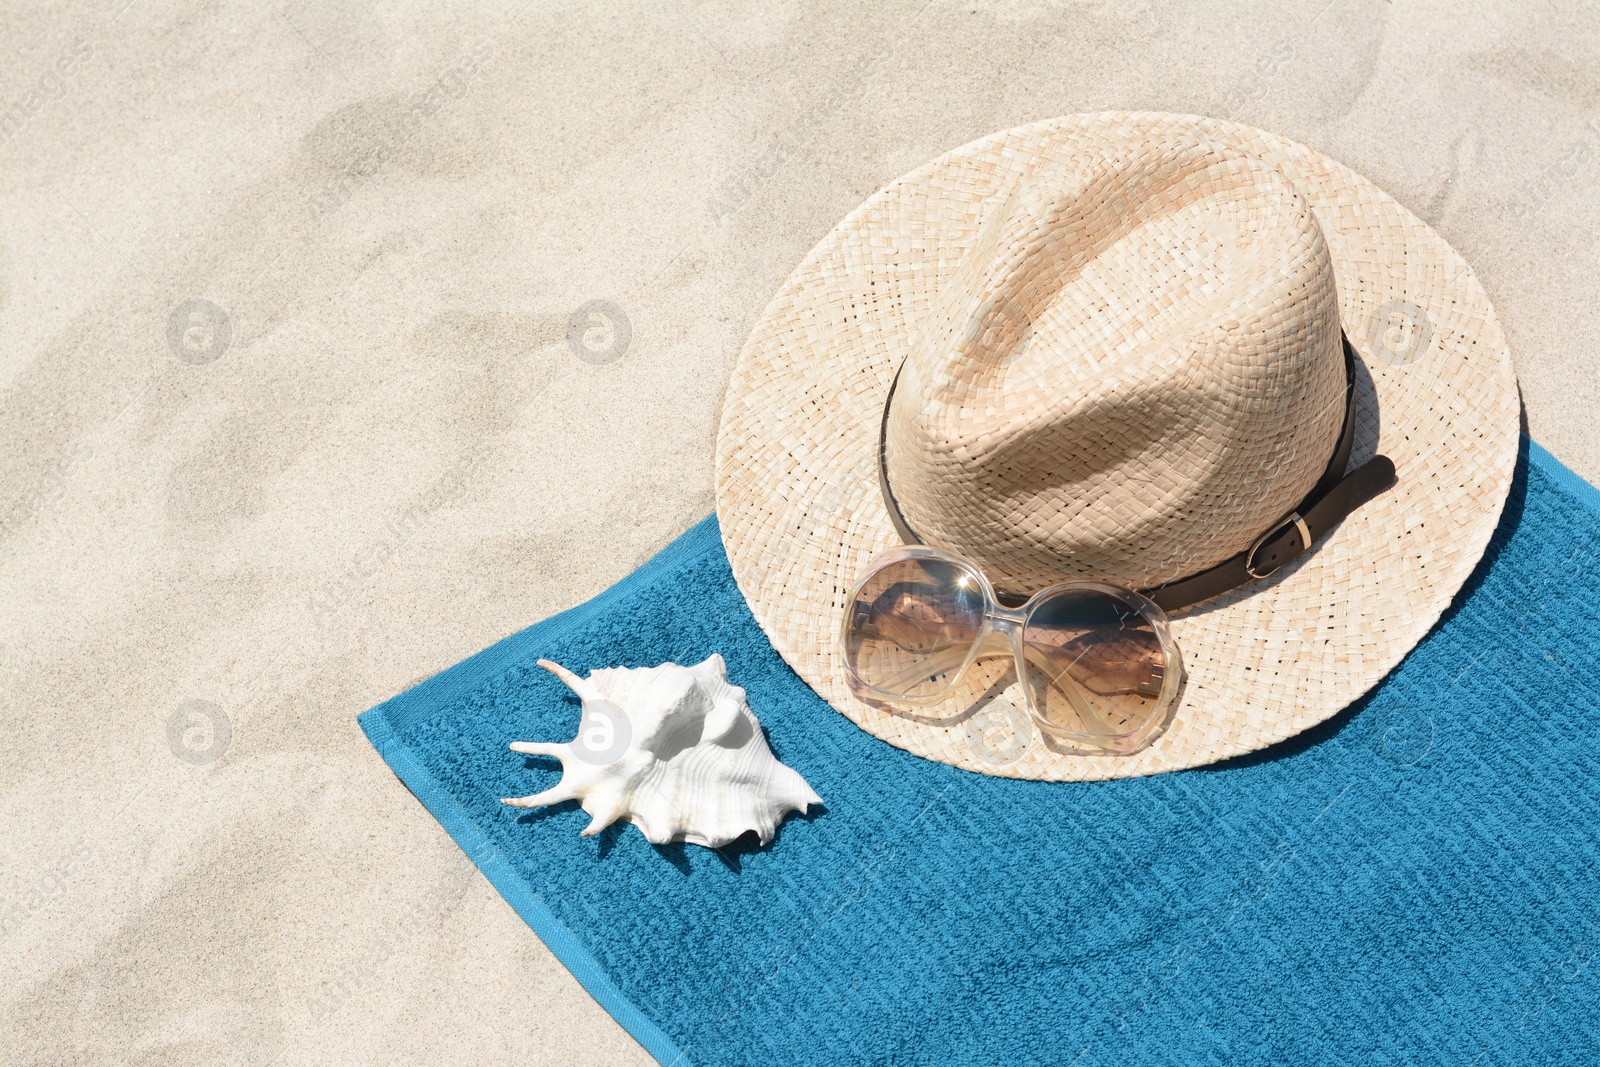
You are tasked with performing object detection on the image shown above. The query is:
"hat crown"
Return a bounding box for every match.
[885,135,1346,593]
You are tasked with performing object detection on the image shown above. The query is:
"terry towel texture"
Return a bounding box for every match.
[360,440,1600,1067]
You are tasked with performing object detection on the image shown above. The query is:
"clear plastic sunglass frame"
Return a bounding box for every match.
[839,544,1187,755]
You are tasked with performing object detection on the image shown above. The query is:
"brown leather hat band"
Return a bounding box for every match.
[878,331,1398,613]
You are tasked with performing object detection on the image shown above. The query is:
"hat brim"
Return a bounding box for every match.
[714,112,1519,781]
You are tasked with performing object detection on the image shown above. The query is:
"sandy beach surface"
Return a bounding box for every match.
[2,2,1595,1063]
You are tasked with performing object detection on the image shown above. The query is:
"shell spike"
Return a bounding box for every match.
[579,799,625,837]
[537,658,605,703]
[502,782,577,808]
[508,740,569,759]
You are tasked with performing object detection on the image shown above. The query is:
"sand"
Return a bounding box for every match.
[1,2,1595,1063]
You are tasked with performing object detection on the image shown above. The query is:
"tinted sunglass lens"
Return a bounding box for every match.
[1022,587,1177,750]
[843,557,987,700]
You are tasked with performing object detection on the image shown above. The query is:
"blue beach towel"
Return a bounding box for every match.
[360,439,1600,1067]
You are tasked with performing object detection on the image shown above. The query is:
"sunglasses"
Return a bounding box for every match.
[843,331,1398,756]
[841,545,1184,754]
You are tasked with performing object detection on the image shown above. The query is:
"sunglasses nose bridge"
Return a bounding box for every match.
[977,609,1024,657]
[984,602,1027,627]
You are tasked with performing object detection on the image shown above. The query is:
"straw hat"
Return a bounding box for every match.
[714,113,1518,781]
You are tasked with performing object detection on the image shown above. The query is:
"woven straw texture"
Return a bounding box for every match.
[715,113,1519,781]
[886,134,1346,593]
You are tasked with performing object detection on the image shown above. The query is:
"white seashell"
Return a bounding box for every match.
[502,654,821,849]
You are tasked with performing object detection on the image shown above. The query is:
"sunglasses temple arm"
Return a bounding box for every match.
[1018,644,1114,734]
[868,648,977,697]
